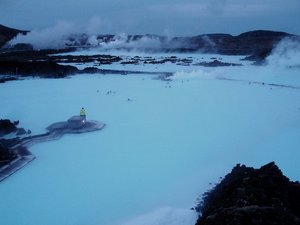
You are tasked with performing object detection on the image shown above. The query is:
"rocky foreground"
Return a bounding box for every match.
[195,162,300,225]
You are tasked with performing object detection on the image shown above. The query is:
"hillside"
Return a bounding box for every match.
[0,25,298,78]
[0,24,28,48]
[0,24,297,55]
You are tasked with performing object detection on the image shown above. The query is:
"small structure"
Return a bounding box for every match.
[67,116,86,129]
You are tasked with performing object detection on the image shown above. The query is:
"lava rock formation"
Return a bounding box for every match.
[196,162,300,225]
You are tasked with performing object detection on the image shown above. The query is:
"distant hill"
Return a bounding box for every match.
[0,24,28,48]
[66,30,295,55]
[165,30,295,55]
[0,25,299,78]
[211,30,293,55]
[0,24,298,58]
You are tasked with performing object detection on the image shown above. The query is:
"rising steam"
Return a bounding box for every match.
[9,17,110,50]
[9,21,77,49]
[8,19,200,52]
[266,37,300,68]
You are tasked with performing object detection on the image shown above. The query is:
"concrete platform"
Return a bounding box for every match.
[12,120,105,148]
[46,120,105,134]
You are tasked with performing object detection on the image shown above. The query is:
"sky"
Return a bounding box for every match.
[1,0,300,36]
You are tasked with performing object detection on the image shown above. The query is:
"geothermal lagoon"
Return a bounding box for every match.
[1,50,300,225]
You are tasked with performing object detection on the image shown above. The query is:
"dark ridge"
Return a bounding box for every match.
[1,25,299,77]
[194,60,242,67]
[237,30,290,38]
[1,24,296,56]
[195,162,300,225]
[0,24,28,48]
[200,30,295,55]
[89,30,295,55]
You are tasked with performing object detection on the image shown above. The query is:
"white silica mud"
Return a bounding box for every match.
[0,51,300,225]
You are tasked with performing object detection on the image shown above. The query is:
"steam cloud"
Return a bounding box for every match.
[266,37,300,68]
[9,24,165,51]
[9,17,111,49]
[171,69,221,81]
[9,21,77,49]
[8,18,188,51]
[96,33,163,51]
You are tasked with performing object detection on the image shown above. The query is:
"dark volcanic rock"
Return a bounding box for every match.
[0,140,17,166]
[194,60,242,67]
[1,25,299,76]
[0,60,78,78]
[0,118,29,142]
[0,137,20,148]
[0,76,18,83]
[0,49,124,78]
[0,24,28,48]
[16,128,27,136]
[0,119,18,136]
[215,30,290,55]
[50,54,122,64]
[196,162,300,225]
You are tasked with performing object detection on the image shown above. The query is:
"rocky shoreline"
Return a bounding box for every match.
[1,51,241,81]
[0,51,176,81]
[0,118,105,182]
[195,162,300,225]
[0,145,35,182]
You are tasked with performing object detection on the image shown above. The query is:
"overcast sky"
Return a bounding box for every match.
[1,0,300,35]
